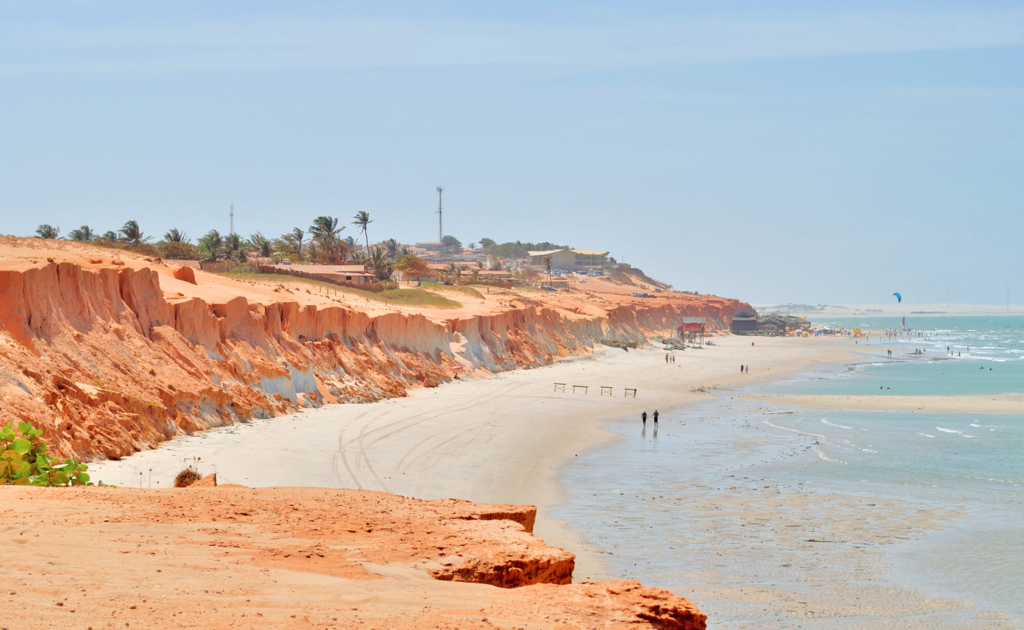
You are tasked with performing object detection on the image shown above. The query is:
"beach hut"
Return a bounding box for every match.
[730,310,759,335]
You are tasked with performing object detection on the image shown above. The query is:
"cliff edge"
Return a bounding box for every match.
[0,236,749,461]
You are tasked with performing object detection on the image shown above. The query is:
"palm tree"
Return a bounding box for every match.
[445,262,462,285]
[369,246,394,281]
[198,230,224,262]
[352,211,373,253]
[36,225,60,240]
[543,255,552,285]
[67,225,96,242]
[119,220,150,247]
[384,238,398,260]
[100,231,119,244]
[286,228,304,261]
[224,232,247,263]
[164,228,189,243]
[309,216,345,264]
[350,250,366,265]
[249,232,273,258]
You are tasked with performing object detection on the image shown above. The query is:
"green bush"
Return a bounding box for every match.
[0,422,93,486]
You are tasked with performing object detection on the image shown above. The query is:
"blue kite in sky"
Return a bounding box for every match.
[893,292,902,303]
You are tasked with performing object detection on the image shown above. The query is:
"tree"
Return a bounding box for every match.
[158,241,197,260]
[544,255,552,285]
[441,235,462,253]
[67,226,96,242]
[100,231,119,244]
[36,225,60,240]
[164,228,189,243]
[352,211,373,253]
[444,262,462,285]
[198,230,224,262]
[309,216,346,264]
[249,232,274,258]
[369,246,394,281]
[396,254,430,281]
[467,242,477,250]
[281,228,304,261]
[479,238,495,248]
[119,220,150,247]
[224,232,247,263]
[383,238,399,260]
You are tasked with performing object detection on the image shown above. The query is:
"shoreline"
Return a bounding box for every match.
[91,334,862,581]
[552,387,1023,627]
[743,393,1024,414]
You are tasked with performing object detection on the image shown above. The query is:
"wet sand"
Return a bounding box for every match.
[554,397,1023,629]
[745,393,1024,414]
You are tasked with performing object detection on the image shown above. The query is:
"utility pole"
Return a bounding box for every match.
[230,203,234,235]
[436,186,444,243]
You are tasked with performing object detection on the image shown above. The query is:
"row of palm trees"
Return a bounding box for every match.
[36,213,411,282]
[37,220,150,246]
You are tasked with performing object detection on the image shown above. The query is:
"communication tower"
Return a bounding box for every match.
[436,186,444,243]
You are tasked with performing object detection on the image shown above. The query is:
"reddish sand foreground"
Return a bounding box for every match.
[1,481,706,629]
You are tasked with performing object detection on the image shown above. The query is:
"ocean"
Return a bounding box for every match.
[554,316,1024,629]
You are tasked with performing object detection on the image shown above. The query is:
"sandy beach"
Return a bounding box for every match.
[92,334,860,580]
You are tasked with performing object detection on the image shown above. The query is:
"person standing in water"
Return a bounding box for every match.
[653,410,659,425]
[642,411,647,426]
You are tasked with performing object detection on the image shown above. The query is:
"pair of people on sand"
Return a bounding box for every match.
[739,364,749,374]
[641,410,659,426]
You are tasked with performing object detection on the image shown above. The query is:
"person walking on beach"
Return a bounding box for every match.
[740,364,744,374]
[745,365,750,374]
[642,411,647,426]
[653,410,659,425]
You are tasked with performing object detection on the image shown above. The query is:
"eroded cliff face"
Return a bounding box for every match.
[0,262,749,460]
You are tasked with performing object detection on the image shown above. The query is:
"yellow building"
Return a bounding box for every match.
[526,248,608,270]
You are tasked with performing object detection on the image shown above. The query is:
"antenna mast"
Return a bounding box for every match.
[230,203,235,234]
[436,186,444,243]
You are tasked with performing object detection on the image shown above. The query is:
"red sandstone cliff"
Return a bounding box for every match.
[0,239,750,461]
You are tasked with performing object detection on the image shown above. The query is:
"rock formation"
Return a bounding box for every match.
[1,485,707,629]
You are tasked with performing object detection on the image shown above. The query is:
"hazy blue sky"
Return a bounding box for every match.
[2,1,1022,305]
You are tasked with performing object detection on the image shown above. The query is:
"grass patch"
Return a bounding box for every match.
[213,271,461,308]
[376,288,462,308]
[420,281,485,300]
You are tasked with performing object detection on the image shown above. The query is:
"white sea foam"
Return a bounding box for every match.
[813,446,847,464]
[936,427,962,434]
[822,418,855,430]
[970,423,983,428]
[918,432,936,438]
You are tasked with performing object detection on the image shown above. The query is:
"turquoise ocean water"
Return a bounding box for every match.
[554,316,1024,628]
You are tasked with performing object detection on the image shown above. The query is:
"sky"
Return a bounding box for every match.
[1,1,1022,306]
